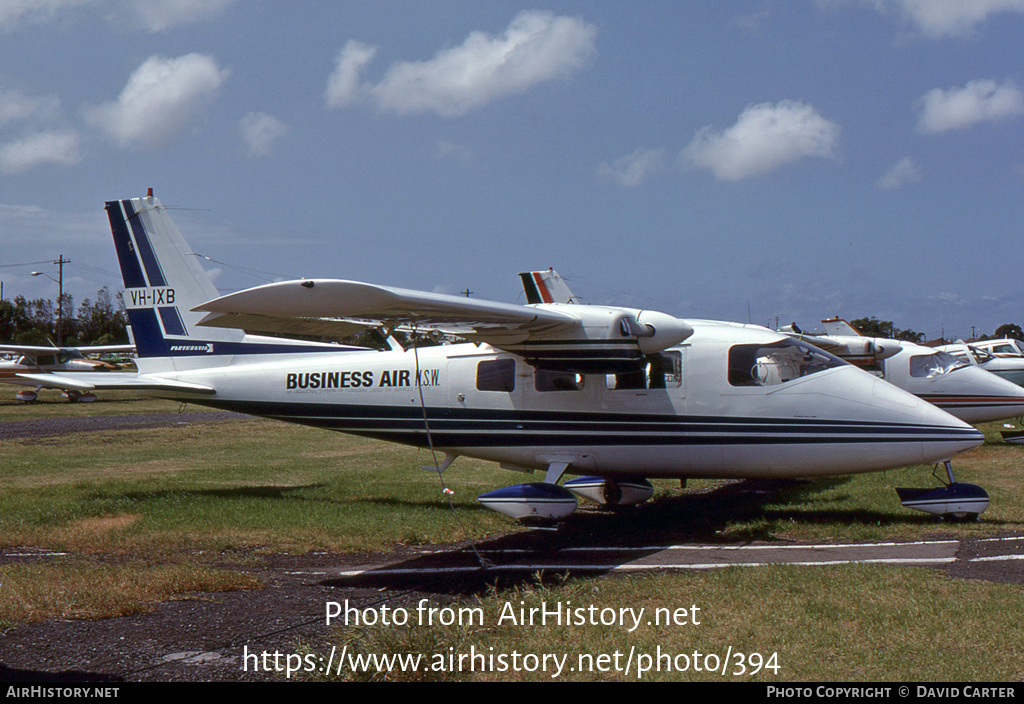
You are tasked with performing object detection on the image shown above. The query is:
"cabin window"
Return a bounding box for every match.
[476,359,515,392]
[535,369,585,392]
[909,351,965,378]
[728,340,846,387]
[606,351,682,390]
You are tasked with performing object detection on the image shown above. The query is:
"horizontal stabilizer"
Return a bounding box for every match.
[0,343,134,355]
[7,372,215,394]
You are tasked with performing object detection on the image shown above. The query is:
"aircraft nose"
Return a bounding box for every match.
[929,366,1024,424]
[917,399,985,463]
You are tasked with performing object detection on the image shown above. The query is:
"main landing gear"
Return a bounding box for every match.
[896,460,989,521]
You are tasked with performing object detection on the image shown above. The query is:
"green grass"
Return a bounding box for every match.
[0,559,260,623]
[3,414,1020,556]
[0,388,219,421]
[0,414,513,555]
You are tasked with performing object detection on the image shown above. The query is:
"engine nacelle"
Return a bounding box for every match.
[513,306,693,374]
[477,483,578,520]
[564,476,655,506]
[15,389,38,404]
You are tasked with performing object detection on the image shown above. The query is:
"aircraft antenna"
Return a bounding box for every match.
[411,330,494,570]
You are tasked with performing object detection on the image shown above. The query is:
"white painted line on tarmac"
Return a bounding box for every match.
[338,556,957,577]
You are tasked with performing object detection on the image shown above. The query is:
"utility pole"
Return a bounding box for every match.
[57,254,67,347]
[31,255,70,346]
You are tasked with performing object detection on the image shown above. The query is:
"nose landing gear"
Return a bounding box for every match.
[896,460,989,521]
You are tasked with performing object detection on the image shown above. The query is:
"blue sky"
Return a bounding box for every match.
[1,0,1022,341]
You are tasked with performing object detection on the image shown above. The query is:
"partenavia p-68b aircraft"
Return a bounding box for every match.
[778,318,1024,425]
[8,192,989,521]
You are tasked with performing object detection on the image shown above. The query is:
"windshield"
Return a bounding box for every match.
[968,346,996,363]
[909,351,967,378]
[729,339,847,387]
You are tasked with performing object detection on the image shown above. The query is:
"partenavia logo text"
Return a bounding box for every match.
[170,343,214,354]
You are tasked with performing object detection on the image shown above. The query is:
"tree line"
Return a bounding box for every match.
[0,287,129,347]
[849,317,1023,343]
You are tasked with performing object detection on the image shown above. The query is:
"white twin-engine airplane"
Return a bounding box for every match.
[10,192,990,521]
[779,318,1024,425]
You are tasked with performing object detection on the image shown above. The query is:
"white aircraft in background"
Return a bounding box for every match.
[972,338,1024,360]
[0,342,135,402]
[937,340,1024,388]
[3,192,988,521]
[779,318,1024,425]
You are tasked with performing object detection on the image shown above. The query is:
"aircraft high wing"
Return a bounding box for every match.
[779,318,1024,425]
[0,342,135,403]
[779,319,903,368]
[195,279,693,374]
[16,192,986,523]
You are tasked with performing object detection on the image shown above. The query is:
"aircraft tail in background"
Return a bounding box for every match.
[519,268,580,305]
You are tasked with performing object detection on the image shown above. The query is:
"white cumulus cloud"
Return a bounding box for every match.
[326,10,598,117]
[682,101,841,181]
[324,41,378,109]
[869,0,1024,38]
[0,0,235,33]
[85,53,229,149]
[0,86,61,125]
[0,130,81,173]
[113,0,237,32]
[917,79,1024,134]
[598,148,666,188]
[876,157,922,190]
[239,112,288,157]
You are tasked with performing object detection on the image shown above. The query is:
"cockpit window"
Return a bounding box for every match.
[728,339,847,387]
[909,351,966,378]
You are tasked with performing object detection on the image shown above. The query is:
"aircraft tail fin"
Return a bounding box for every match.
[820,317,863,337]
[106,192,344,373]
[519,268,580,305]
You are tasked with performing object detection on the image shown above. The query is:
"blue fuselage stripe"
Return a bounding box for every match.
[194,399,981,449]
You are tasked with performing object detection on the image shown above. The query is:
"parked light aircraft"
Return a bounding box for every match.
[778,318,1024,424]
[4,193,988,521]
[972,338,1024,359]
[0,342,135,402]
[937,340,1024,388]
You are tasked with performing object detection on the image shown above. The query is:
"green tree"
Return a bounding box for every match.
[993,323,1024,341]
[1,287,127,347]
[849,316,924,343]
[75,287,129,345]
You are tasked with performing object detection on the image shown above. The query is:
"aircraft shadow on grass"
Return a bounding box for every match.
[322,476,949,595]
